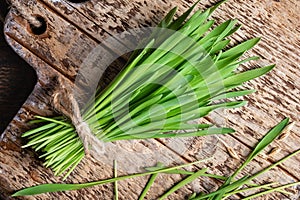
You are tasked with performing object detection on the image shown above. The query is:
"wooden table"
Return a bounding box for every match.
[0,0,37,135]
[0,0,299,199]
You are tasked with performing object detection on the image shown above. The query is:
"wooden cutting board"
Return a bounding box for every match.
[0,0,37,135]
[0,0,299,199]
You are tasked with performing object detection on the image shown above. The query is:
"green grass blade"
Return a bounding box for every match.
[220,38,260,59]
[209,0,228,15]
[224,24,241,38]
[215,52,244,70]
[224,182,277,197]
[199,20,233,45]
[231,56,260,66]
[192,176,249,199]
[62,152,85,180]
[242,148,300,188]
[210,177,233,200]
[111,127,235,141]
[231,118,289,179]
[211,90,256,101]
[243,181,300,200]
[12,184,83,196]
[210,39,230,54]
[114,160,118,200]
[139,163,163,200]
[139,173,159,200]
[224,65,275,87]
[22,122,57,137]
[182,9,211,35]
[158,7,178,28]
[168,0,201,30]
[35,116,71,127]
[159,168,207,200]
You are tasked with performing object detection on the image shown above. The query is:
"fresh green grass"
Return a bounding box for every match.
[114,160,118,200]
[12,159,208,196]
[13,118,300,199]
[13,1,298,199]
[23,0,274,178]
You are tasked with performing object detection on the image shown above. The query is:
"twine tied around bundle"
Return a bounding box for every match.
[52,81,103,156]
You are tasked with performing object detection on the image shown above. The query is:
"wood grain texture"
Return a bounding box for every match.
[0,0,299,199]
[0,0,37,134]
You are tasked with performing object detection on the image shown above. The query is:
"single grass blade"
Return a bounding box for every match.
[224,65,275,87]
[209,176,233,200]
[159,168,208,200]
[220,38,260,59]
[191,176,249,199]
[211,90,256,101]
[231,118,289,179]
[139,173,159,200]
[242,181,300,200]
[22,123,58,137]
[168,0,201,30]
[139,163,164,200]
[110,127,235,141]
[209,0,228,15]
[224,182,277,197]
[158,7,178,28]
[114,160,118,200]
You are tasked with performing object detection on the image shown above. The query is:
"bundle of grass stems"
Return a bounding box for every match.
[22,0,275,178]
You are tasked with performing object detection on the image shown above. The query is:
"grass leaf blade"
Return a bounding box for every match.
[160,168,207,200]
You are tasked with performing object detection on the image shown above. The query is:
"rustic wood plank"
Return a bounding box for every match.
[0,11,37,134]
[1,0,299,199]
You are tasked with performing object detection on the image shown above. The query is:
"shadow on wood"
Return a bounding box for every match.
[0,0,37,135]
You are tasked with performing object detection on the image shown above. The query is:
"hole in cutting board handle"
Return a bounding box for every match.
[28,15,47,35]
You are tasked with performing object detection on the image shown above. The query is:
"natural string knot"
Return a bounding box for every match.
[8,0,42,28]
[52,86,103,156]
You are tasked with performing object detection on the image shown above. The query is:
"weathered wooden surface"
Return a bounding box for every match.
[0,0,299,199]
[0,1,37,134]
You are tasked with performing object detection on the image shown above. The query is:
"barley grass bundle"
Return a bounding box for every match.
[22,0,274,178]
